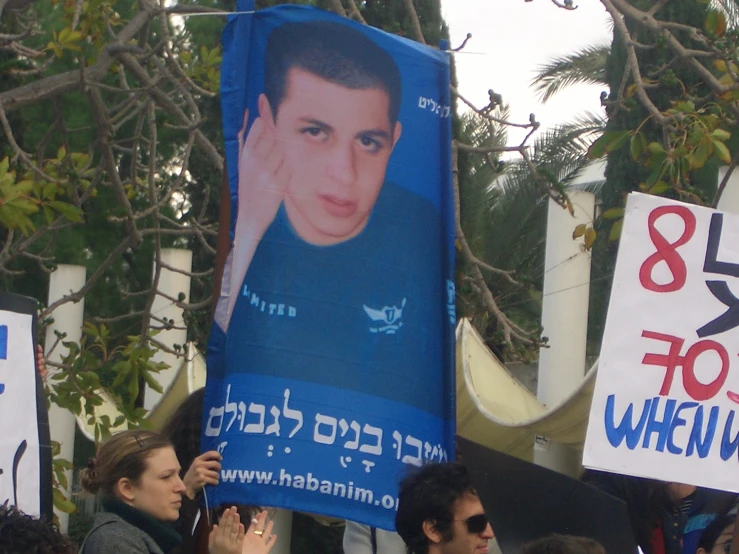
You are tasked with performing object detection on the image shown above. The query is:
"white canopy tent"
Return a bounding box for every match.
[456,318,597,461]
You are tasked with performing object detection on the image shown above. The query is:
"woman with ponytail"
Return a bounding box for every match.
[80,430,276,554]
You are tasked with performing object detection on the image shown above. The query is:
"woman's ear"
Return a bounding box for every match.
[422,519,443,545]
[116,477,136,503]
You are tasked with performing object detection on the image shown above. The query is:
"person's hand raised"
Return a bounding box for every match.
[236,96,292,240]
[209,507,245,554]
[225,96,293,327]
[182,450,222,499]
[36,345,48,380]
[242,510,277,554]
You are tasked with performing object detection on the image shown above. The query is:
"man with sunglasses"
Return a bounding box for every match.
[395,462,494,554]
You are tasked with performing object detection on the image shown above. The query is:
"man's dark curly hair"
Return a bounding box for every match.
[0,503,76,554]
[519,535,605,554]
[395,462,476,554]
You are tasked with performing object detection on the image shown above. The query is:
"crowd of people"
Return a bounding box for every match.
[2,385,737,554]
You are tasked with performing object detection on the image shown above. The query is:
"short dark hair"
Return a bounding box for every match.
[79,430,174,498]
[519,535,605,554]
[395,462,476,554]
[698,514,735,552]
[0,503,76,554]
[264,20,402,126]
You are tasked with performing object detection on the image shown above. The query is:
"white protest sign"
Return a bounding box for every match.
[0,308,41,515]
[584,192,739,491]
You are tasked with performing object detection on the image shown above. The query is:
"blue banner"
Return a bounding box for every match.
[204,2,455,530]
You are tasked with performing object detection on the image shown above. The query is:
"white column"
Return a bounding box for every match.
[717,166,739,213]
[270,509,292,554]
[45,264,86,532]
[534,192,595,476]
[144,248,193,411]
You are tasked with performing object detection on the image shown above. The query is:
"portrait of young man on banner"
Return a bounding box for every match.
[203,3,455,530]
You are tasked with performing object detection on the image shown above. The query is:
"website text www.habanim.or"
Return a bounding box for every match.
[221,468,399,510]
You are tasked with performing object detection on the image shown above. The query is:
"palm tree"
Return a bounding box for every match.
[531,0,738,106]
[531,44,610,104]
[456,105,605,358]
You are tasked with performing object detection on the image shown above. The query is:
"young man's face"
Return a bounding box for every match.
[437,493,494,554]
[262,67,402,246]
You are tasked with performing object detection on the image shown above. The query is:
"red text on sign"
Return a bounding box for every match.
[639,206,697,293]
[641,330,729,401]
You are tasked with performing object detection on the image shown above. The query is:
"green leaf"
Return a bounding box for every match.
[606,130,630,153]
[705,10,727,37]
[572,223,586,239]
[630,133,646,161]
[646,166,664,188]
[48,200,84,222]
[128,375,139,401]
[583,227,596,250]
[647,142,665,155]
[609,219,623,242]
[587,134,609,159]
[53,488,77,514]
[692,138,714,169]
[713,139,732,164]
[672,101,696,113]
[55,459,73,470]
[83,321,99,338]
[57,470,68,490]
[601,208,624,220]
[43,205,55,225]
[648,181,671,195]
[112,361,131,388]
[588,130,630,159]
[141,369,163,394]
[712,129,731,142]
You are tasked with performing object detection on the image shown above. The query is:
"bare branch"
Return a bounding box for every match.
[601,0,668,127]
[403,0,426,45]
[40,237,135,320]
[326,0,347,17]
[116,53,223,169]
[0,4,157,113]
[342,0,367,24]
[452,143,539,350]
[451,86,533,129]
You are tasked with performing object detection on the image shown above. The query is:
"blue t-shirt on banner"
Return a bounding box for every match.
[204,2,455,530]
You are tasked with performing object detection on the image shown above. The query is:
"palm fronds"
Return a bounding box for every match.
[531,44,610,104]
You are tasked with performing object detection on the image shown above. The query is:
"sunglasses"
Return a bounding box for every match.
[717,540,733,554]
[456,513,489,534]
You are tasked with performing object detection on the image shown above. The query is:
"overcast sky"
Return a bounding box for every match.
[442,1,612,145]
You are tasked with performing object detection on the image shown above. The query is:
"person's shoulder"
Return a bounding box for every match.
[378,182,439,218]
[82,513,156,554]
[342,521,406,554]
[372,182,442,243]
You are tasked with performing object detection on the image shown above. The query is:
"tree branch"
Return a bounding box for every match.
[0,4,157,113]
[403,0,426,45]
